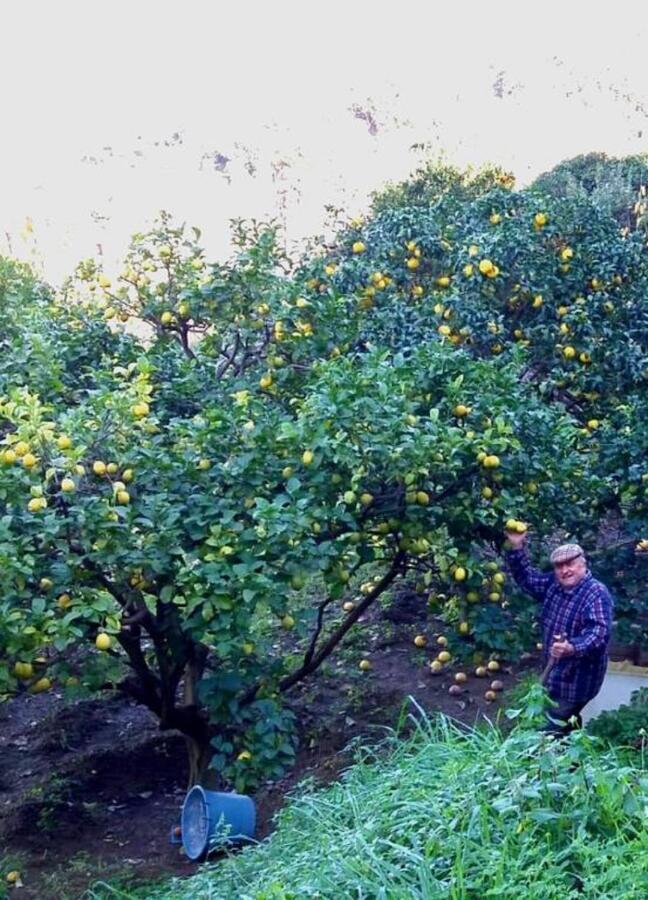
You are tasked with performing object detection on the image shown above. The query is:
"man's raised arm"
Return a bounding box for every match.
[504,529,553,603]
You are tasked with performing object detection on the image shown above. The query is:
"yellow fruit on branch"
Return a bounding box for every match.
[93,460,107,475]
[22,452,37,468]
[482,455,500,469]
[302,450,314,465]
[281,614,295,629]
[57,435,72,450]
[453,566,467,582]
[61,477,75,493]
[95,633,112,651]
[406,257,420,270]
[453,404,470,417]
[31,677,52,693]
[132,402,150,418]
[438,650,451,663]
[359,659,372,671]
[352,241,366,254]
[58,593,72,610]
[116,490,131,505]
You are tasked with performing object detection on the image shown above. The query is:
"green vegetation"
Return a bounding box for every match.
[588,688,648,757]
[98,693,648,899]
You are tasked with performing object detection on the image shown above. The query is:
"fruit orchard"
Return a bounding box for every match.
[1,155,647,790]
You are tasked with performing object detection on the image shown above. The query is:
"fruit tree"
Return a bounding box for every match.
[1,158,646,788]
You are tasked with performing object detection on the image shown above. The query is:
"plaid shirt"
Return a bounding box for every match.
[506,548,613,703]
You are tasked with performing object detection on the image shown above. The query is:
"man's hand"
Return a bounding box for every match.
[505,529,527,550]
[550,639,575,659]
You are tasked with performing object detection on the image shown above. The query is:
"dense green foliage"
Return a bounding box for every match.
[113,697,648,900]
[1,157,647,790]
[588,687,648,755]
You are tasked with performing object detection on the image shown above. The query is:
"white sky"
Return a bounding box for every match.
[2,1,648,282]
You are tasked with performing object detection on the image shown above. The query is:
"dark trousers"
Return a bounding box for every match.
[542,698,587,736]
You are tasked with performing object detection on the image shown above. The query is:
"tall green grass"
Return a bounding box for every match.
[91,696,648,899]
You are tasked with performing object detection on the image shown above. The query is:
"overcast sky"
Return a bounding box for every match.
[2,1,648,281]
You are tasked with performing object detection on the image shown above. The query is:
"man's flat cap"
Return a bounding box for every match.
[550,543,585,564]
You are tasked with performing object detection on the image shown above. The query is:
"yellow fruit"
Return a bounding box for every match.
[75,464,86,476]
[488,591,501,602]
[455,671,468,683]
[352,241,366,254]
[281,614,295,629]
[106,462,118,474]
[360,492,374,506]
[242,642,254,655]
[6,871,21,884]
[57,435,72,450]
[453,566,467,582]
[533,212,547,227]
[463,264,474,277]
[458,622,469,635]
[561,247,573,260]
[436,275,451,288]
[429,660,443,674]
[27,497,46,513]
[178,302,191,318]
[467,591,480,603]
[487,660,500,672]
[478,259,494,275]
[259,374,273,389]
[359,659,372,671]
[481,487,493,500]
[406,257,420,269]
[438,324,451,336]
[237,750,252,761]
[453,404,470,417]
[514,521,527,534]
[93,460,107,475]
[302,450,314,465]
[438,650,451,663]
[14,441,29,458]
[484,690,497,702]
[563,346,576,360]
[475,666,487,677]
[96,633,112,651]
[14,661,33,679]
[416,491,430,506]
[58,593,72,610]
[493,572,505,585]
[343,601,355,612]
[2,448,16,464]
[491,680,504,692]
[132,402,150,418]
[587,419,600,430]
[532,294,544,308]
[197,458,211,470]
[505,518,518,531]
[468,244,479,257]
[40,578,53,590]
[414,635,427,648]
[489,213,501,225]
[32,677,51,693]
[22,452,37,468]
[483,455,500,469]
[61,478,75,493]
[116,490,130,505]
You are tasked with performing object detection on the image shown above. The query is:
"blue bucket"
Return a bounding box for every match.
[181,786,256,861]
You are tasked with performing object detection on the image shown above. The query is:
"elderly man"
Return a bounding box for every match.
[505,530,613,734]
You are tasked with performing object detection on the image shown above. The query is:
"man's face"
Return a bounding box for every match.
[553,554,587,589]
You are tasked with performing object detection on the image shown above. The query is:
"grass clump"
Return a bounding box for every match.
[107,690,648,899]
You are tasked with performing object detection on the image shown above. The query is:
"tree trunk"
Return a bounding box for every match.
[185,735,218,790]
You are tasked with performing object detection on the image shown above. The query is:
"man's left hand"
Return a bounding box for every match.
[550,639,575,659]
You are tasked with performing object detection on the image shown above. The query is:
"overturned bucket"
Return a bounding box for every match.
[181,786,256,861]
